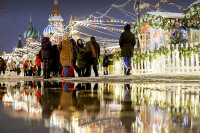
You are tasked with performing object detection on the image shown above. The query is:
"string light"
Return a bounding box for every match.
[160,0,183,10]
[81,25,120,37]
[112,0,132,8]
[96,12,132,24]
[87,0,134,20]
[115,7,138,21]
[77,22,123,34]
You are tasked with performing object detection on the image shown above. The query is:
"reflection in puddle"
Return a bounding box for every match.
[0,82,200,133]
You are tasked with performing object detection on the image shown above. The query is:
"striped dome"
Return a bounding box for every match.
[24,21,39,39]
[43,23,56,36]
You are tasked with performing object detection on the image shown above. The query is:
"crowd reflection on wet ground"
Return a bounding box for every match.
[0,81,200,133]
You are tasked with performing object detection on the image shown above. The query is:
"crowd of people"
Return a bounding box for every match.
[0,24,136,78]
[38,34,101,79]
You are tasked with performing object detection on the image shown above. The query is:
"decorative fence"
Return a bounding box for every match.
[133,43,200,74]
[99,43,200,75]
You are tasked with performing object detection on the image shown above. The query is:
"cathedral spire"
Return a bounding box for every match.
[17,34,23,48]
[52,0,60,16]
[54,0,58,4]
[30,14,32,23]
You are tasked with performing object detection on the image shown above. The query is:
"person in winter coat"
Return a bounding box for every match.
[76,39,85,77]
[58,34,73,77]
[38,50,44,73]
[9,59,15,72]
[28,60,34,76]
[108,54,114,75]
[103,51,109,75]
[119,24,136,75]
[70,38,79,77]
[33,64,37,76]
[41,37,52,79]
[90,36,100,77]
[23,60,28,76]
[35,55,41,76]
[16,64,21,75]
[0,57,6,75]
[84,37,97,77]
[51,45,60,76]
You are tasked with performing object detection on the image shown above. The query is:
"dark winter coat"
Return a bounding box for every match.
[41,37,52,59]
[51,45,60,71]
[85,41,96,58]
[103,54,109,67]
[70,39,78,61]
[0,57,6,71]
[119,24,136,57]
[38,50,43,62]
[108,54,114,65]
[91,37,100,59]
[77,40,85,68]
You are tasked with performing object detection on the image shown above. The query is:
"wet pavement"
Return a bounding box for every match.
[0,81,200,133]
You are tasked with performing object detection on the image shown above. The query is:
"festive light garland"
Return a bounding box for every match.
[183,3,200,29]
[112,0,132,8]
[160,0,183,10]
[141,1,168,12]
[96,12,133,24]
[84,0,132,20]
[99,43,200,63]
[81,24,120,37]
[115,7,137,21]
[77,22,124,33]
[85,17,135,25]
[78,31,118,41]
[132,2,200,32]
[68,0,136,51]
[133,13,184,35]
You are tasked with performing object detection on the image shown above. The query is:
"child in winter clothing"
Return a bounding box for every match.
[23,60,28,76]
[33,65,37,76]
[16,64,21,75]
[103,51,109,75]
[35,55,41,76]
[28,61,34,76]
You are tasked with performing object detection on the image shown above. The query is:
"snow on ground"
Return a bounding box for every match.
[1,72,200,83]
[1,71,20,78]
[0,71,34,81]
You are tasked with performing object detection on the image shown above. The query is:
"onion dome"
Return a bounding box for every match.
[24,16,39,39]
[43,23,56,36]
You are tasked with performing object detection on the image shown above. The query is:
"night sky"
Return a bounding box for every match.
[0,0,196,53]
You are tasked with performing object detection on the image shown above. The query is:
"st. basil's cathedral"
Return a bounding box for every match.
[2,0,65,63]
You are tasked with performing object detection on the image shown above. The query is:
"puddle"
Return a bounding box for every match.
[0,81,200,133]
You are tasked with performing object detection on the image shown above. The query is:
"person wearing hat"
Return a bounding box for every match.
[41,36,52,79]
[0,57,6,75]
[84,37,99,77]
[119,24,136,75]
[90,36,100,77]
